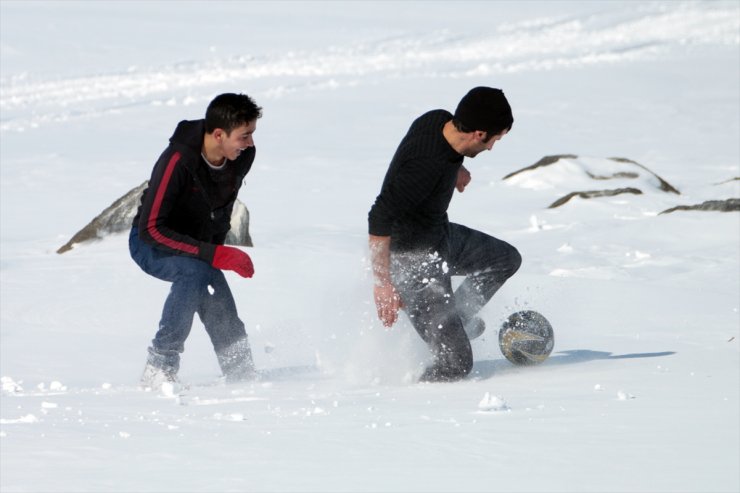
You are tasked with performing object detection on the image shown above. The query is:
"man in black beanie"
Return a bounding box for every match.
[368,87,521,382]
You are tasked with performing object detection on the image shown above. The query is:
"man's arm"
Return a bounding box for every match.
[369,234,402,327]
[368,158,440,327]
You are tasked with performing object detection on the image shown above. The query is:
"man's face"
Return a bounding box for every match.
[464,128,508,158]
[218,120,257,161]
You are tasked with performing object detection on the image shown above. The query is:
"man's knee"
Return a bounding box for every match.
[507,245,522,278]
[484,240,521,281]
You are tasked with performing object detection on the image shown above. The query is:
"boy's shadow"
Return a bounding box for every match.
[471,349,676,380]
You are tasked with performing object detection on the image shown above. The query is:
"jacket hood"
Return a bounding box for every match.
[169,119,205,155]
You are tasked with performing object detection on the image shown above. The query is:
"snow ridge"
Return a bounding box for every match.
[1,3,737,132]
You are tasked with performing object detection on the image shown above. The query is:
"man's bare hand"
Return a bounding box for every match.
[456,165,471,192]
[373,282,402,328]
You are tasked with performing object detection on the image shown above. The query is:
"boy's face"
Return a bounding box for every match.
[216,120,257,161]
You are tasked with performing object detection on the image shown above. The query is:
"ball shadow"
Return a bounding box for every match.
[471,349,676,380]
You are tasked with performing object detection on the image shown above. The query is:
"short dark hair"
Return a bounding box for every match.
[205,93,262,134]
[452,118,473,133]
[452,118,504,143]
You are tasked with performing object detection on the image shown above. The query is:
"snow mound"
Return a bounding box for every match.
[478,392,511,412]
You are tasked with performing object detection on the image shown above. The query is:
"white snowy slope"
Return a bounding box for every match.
[1,1,738,492]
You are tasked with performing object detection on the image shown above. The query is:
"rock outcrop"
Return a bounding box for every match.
[504,155,681,209]
[548,187,643,209]
[659,198,740,215]
[57,181,252,254]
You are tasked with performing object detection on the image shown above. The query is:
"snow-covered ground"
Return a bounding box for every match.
[1,1,738,492]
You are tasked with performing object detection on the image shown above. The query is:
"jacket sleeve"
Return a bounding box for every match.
[368,157,440,236]
[137,149,217,263]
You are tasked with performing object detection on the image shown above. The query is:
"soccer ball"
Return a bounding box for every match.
[498,310,554,365]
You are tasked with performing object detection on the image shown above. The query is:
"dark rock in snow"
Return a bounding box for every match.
[57,181,253,254]
[502,154,578,180]
[548,187,643,209]
[607,157,680,194]
[659,198,740,215]
[503,154,682,210]
[504,154,680,195]
[713,177,740,185]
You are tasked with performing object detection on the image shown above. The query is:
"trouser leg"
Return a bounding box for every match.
[197,270,247,352]
[197,272,254,380]
[390,225,521,382]
[152,263,212,364]
[130,228,224,374]
[391,251,473,382]
[446,223,522,325]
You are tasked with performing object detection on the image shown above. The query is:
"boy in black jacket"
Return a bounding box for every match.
[130,93,261,388]
[368,87,521,382]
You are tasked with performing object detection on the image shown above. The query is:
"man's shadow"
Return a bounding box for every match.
[471,349,676,380]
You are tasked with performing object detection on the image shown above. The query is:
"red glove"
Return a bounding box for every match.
[212,245,254,278]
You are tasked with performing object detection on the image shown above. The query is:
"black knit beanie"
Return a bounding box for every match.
[453,87,513,135]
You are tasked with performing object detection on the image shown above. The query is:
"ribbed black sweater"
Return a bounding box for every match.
[368,110,464,251]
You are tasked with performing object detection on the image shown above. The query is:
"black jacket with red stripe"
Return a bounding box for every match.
[133,119,254,263]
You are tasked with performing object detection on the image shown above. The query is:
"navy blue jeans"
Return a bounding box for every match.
[129,228,247,372]
[391,223,521,382]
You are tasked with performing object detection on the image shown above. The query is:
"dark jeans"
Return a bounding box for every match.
[391,223,521,382]
[129,227,247,372]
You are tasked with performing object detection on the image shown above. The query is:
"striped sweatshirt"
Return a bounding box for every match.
[368,110,464,251]
[132,119,254,263]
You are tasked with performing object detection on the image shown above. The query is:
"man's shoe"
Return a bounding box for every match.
[463,317,486,340]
